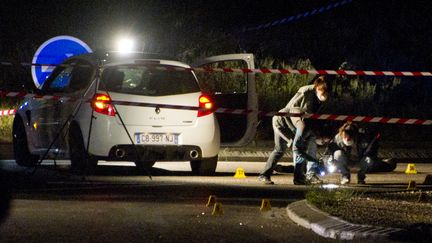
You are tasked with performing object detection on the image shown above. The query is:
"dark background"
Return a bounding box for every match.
[1,0,432,70]
[0,0,431,141]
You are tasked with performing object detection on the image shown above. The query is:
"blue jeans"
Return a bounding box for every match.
[291,117,318,181]
[260,118,292,178]
[333,150,369,181]
[260,116,318,180]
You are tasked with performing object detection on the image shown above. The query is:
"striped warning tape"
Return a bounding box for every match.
[303,113,432,125]
[0,109,16,117]
[188,67,432,77]
[0,91,76,101]
[0,91,430,125]
[1,61,432,77]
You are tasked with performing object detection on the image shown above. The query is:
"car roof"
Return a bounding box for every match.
[103,59,191,68]
[102,52,189,68]
[62,53,190,69]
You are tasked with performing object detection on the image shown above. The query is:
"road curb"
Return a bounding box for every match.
[286,200,406,240]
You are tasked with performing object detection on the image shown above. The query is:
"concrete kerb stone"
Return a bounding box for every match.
[286,200,406,240]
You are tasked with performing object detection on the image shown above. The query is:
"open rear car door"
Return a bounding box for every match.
[192,54,258,147]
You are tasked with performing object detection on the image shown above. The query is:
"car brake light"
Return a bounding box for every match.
[198,95,214,117]
[92,93,115,116]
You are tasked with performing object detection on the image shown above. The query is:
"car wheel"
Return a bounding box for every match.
[134,160,156,173]
[12,118,39,166]
[69,125,97,174]
[190,156,218,176]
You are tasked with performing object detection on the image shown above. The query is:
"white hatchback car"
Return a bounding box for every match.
[13,54,221,175]
[13,54,257,175]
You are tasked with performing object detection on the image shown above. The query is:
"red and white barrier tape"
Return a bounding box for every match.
[0,91,76,101]
[0,109,16,117]
[214,109,432,125]
[303,113,432,125]
[0,96,430,125]
[2,61,432,77]
[189,67,432,77]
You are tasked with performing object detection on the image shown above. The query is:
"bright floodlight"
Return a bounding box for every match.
[117,38,134,53]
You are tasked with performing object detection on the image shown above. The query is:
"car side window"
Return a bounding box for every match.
[69,62,95,92]
[45,67,73,93]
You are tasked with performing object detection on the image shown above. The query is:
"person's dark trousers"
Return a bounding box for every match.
[357,156,371,181]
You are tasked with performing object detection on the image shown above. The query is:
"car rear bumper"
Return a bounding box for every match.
[98,144,203,161]
[87,113,220,158]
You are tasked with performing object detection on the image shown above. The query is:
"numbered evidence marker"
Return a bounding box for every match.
[31,35,92,88]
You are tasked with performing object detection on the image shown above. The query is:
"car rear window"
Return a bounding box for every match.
[100,65,200,96]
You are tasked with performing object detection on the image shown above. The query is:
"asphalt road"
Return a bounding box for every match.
[0,160,431,242]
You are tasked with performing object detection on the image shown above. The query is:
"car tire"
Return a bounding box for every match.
[134,160,156,173]
[12,118,39,166]
[68,125,98,174]
[190,156,218,176]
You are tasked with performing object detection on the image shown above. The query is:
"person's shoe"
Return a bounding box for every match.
[357,180,366,185]
[293,178,307,185]
[340,177,350,185]
[306,174,323,185]
[258,175,274,185]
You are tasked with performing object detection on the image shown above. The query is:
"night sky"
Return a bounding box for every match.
[1,0,432,72]
[1,0,431,138]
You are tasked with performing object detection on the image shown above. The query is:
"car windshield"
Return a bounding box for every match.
[100,65,200,96]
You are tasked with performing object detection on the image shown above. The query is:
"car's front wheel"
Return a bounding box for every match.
[12,118,39,166]
[68,125,98,174]
[190,156,218,176]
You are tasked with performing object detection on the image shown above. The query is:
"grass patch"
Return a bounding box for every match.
[0,98,20,143]
[306,187,432,231]
[0,116,13,143]
[305,187,360,215]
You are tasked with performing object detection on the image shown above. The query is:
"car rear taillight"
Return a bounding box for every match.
[198,94,214,117]
[92,93,115,116]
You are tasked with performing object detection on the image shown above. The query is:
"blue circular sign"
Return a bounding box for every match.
[31,35,92,88]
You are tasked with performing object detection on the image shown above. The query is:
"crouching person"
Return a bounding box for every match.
[325,122,369,185]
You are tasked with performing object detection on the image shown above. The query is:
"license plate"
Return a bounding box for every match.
[135,133,179,145]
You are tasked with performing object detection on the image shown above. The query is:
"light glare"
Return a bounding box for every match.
[321,184,340,189]
[328,165,337,173]
[117,38,134,53]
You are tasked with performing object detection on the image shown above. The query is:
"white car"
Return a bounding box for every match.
[13,53,258,175]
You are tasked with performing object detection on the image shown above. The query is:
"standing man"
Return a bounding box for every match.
[258,76,328,185]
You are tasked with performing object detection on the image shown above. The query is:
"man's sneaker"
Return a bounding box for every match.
[306,174,323,185]
[341,177,350,185]
[258,175,274,185]
[357,180,366,185]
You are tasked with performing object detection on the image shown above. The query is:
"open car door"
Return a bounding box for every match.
[192,54,258,147]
